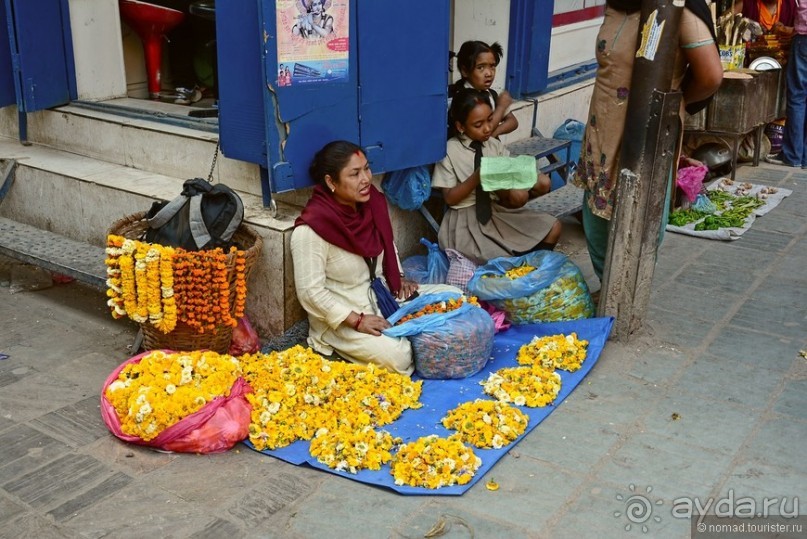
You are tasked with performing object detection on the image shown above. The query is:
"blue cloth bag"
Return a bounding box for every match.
[382,166,432,211]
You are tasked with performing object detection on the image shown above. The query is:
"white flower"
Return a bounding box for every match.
[268,402,281,414]
[108,380,126,392]
[165,384,176,395]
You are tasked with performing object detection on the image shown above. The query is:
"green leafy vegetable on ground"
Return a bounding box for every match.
[669,208,708,227]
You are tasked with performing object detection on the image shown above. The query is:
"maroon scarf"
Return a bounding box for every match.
[295,184,402,294]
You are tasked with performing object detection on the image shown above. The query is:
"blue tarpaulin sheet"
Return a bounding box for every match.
[244,316,614,495]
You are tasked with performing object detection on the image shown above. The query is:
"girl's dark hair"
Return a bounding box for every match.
[455,40,503,75]
[450,40,504,96]
[448,88,492,139]
[308,140,365,185]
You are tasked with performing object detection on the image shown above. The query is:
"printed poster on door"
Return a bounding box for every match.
[276,0,349,86]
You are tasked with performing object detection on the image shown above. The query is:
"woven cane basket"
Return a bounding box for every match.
[108,212,263,353]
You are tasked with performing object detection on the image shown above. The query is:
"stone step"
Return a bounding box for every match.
[0,139,301,337]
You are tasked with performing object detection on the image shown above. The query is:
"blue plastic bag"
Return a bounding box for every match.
[382,166,432,211]
[421,238,448,284]
[401,255,429,284]
[384,292,494,379]
[467,251,594,324]
[552,119,585,190]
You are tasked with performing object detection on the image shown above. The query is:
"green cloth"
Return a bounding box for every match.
[480,156,537,192]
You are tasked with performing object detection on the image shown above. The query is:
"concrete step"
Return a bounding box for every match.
[0,139,302,337]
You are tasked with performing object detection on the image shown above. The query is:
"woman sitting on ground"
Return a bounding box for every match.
[291,140,456,375]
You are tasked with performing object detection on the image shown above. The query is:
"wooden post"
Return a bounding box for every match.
[597,0,684,341]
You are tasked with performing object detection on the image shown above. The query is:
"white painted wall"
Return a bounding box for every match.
[450,0,511,92]
[450,0,597,135]
[68,0,127,101]
[548,18,602,73]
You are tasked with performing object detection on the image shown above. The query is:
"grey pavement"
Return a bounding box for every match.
[1,162,806,539]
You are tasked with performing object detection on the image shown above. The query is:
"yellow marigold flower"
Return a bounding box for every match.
[389,434,481,489]
[442,399,529,449]
[516,333,589,372]
[105,350,241,441]
[481,364,561,408]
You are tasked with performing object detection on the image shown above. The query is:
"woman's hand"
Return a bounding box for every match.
[355,313,391,336]
[396,278,420,301]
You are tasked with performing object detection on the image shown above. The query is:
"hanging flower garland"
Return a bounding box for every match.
[441,399,529,449]
[105,235,127,319]
[516,333,589,372]
[389,434,482,489]
[480,364,561,408]
[105,350,242,441]
[105,235,248,334]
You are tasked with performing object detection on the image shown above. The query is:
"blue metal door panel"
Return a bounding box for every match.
[507,0,553,98]
[0,1,14,108]
[216,0,266,166]
[356,0,449,172]
[5,0,75,112]
[257,0,359,193]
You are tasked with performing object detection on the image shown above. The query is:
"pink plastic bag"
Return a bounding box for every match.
[676,164,708,203]
[228,316,260,356]
[479,300,511,334]
[100,350,253,453]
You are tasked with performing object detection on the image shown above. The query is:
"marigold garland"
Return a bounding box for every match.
[105,235,126,319]
[105,235,248,334]
[309,425,401,474]
[396,295,479,325]
[105,350,242,441]
[516,333,589,372]
[481,364,561,407]
[442,399,529,449]
[240,345,423,451]
[389,434,482,488]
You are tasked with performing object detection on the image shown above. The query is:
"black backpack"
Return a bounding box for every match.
[144,178,244,251]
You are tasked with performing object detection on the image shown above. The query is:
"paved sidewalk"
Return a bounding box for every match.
[1,162,805,539]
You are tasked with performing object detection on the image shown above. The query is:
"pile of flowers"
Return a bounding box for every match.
[395,295,479,325]
[240,345,422,452]
[481,364,561,407]
[105,235,247,333]
[441,399,529,449]
[516,333,589,372]
[309,424,401,474]
[105,350,242,440]
[482,264,535,280]
[389,434,482,488]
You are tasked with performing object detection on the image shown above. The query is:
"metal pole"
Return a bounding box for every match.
[598,0,684,341]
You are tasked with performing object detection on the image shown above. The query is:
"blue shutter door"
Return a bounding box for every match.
[5,0,75,112]
[356,0,450,173]
[506,0,553,98]
[256,0,359,193]
[216,0,266,166]
[0,1,14,108]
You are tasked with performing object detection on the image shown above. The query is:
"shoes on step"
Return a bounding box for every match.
[174,86,203,105]
[765,153,799,167]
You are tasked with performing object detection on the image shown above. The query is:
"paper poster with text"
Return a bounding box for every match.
[276,0,350,86]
